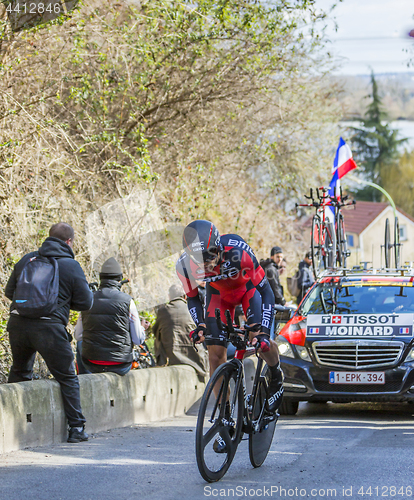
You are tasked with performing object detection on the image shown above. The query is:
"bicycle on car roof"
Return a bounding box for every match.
[296,187,355,277]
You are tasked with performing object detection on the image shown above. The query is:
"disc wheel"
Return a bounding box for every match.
[394,216,401,268]
[311,216,323,277]
[248,366,277,468]
[195,362,244,482]
[384,218,391,268]
[336,214,348,269]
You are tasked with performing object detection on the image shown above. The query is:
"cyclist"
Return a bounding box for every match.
[176,220,284,451]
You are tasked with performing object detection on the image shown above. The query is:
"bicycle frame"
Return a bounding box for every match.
[230,347,265,432]
[211,310,272,430]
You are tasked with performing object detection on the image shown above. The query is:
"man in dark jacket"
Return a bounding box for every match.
[260,246,286,306]
[5,222,93,443]
[296,251,315,304]
[76,257,145,375]
[153,284,207,379]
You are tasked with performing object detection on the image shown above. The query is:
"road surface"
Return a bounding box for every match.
[1,401,414,500]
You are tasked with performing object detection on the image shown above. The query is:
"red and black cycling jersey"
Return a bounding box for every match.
[176,233,275,334]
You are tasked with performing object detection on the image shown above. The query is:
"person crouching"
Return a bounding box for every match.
[75,257,145,375]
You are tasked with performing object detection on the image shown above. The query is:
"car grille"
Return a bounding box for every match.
[314,381,402,393]
[312,340,404,369]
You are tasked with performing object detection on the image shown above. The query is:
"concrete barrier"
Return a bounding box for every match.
[0,356,258,454]
[0,365,205,454]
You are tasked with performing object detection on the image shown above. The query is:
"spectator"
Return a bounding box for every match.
[260,246,286,305]
[279,258,287,276]
[5,222,93,443]
[153,284,208,379]
[297,251,315,304]
[75,316,150,375]
[74,257,146,376]
[278,257,288,299]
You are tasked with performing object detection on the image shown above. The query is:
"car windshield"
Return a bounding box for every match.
[301,282,414,316]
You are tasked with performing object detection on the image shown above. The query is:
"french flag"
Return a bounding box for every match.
[328,137,358,198]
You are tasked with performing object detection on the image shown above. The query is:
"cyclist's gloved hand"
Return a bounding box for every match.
[253,333,271,353]
[189,324,207,348]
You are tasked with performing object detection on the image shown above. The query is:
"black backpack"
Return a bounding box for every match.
[13,255,61,318]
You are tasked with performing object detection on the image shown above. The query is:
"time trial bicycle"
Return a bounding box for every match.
[195,306,292,482]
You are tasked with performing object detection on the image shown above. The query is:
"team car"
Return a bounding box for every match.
[276,268,414,415]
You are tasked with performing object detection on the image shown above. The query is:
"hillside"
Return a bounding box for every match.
[0,0,342,381]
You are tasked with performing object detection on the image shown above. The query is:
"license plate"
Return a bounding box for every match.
[329,371,385,384]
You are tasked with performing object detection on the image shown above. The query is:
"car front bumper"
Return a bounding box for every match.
[280,357,414,402]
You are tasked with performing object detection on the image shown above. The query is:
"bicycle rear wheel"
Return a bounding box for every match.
[311,216,323,277]
[394,216,401,268]
[248,365,278,468]
[384,218,391,268]
[195,361,244,482]
[336,213,348,269]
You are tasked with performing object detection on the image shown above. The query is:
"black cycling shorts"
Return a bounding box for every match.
[204,281,262,347]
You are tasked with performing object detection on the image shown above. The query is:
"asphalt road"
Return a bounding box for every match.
[1,401,414,500]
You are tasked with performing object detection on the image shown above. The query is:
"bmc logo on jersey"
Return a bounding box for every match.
[191,241,204,251]
[228,238,253,254]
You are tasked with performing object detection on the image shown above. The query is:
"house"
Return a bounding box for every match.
[342,201,414,268]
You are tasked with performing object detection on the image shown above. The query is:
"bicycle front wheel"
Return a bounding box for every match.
[311,216,323,277]
[248,366,278,468]
[336,213,348,269]
[195,361,244,482]
[322,222,335,269]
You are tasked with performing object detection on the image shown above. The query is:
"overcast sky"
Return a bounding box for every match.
[314,0,414,75]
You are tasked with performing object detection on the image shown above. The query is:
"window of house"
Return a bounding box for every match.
[400,225,408,241]
[347,234,354,247]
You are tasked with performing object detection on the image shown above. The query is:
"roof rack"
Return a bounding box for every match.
[318,265,414,279]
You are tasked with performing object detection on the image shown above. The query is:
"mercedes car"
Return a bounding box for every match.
[276,269,414,415]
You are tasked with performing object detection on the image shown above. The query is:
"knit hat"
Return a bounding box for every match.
[271,246,283,256]
[100,257,123,279]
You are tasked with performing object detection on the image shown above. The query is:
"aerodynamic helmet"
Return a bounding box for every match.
[182,220,222,264]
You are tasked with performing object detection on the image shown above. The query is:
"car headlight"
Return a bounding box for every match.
[295,345,312,362]
[407,347,414,362]
[275,336,295,358]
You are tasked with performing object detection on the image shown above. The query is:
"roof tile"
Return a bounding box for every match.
[342,201,389,235]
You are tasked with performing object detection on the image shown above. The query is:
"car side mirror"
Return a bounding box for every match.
[274,305,296,322]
